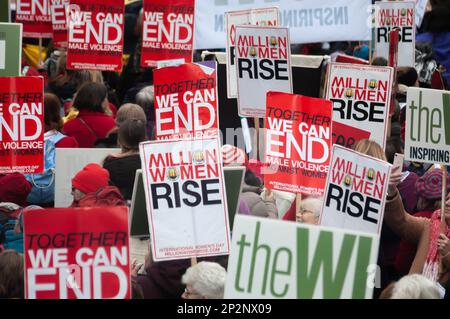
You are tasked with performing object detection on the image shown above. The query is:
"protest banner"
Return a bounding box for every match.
[374,1,415,67]
[264,92,332,196]
[141,0,195,68]
[319,144,391,235]
[54,148,120,207]
[225,7,279,99]
[66,0,124,72]
[16,0,53,38]
[235,26,292,118]
[139,137,230,261]
[195,0,371,49]
[0,76,44,174]
[325,62,393,148]
[130,166,245,237]
[335,54,369,65]
[50,0,69,48]
[0,0,10,22]
[404,87,450,166]
[225,215,379,298]
[153,62,219,140]
[0,23,22,76]
[24,206,131,299]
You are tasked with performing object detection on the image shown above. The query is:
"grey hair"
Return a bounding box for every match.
[298,197,323,219]
[115,103,147,127]
[136,86,154,109]
[181,262,227,299]
[391,274,441,299]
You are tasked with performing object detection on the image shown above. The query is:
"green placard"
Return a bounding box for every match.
[0,0,9,22]
[129,166,246,237]
[0,23,22,76]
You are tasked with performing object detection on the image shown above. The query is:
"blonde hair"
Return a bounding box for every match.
[353,139,387,161]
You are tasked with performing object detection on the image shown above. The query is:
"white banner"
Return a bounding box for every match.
[55,148,120,207]
[319,145,391,235]
[325,63,394,148]
[236,26,292,118]
[139,137,230,261]
[374,1,415,68]
[405,88,450,165]
[224,215,379,299]
[194,0,372,49]
[225,7,279,98]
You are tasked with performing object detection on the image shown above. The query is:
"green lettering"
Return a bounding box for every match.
[443,93,450,145]
[248,222,271,295]
[409,99,417,142]
[270,247,292,297]
[351,236,373,298]
[430,108,442,144]
[296,228,356,298]
[235,234,251,292]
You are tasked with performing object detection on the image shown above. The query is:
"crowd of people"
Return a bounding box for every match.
[1,0,450,299]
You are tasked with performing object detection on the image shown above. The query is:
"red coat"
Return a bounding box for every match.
[56,136,79,148]
[62,110,116,148]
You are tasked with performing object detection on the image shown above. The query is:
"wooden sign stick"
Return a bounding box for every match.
[38,38,43,66]
[295,193,302,223]
[254,117,260,161]
[191,256,198,266]
[441,165,447,229]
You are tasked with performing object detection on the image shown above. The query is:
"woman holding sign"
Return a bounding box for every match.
[386,168,450,294]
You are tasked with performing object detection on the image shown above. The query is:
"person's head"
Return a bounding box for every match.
[390,274,441,299]
[415,168,450,212]
[0,173,32,206]
[136,86,155,111]
[385,137,404,164]
[181,262,227,299]
[397,67,419,88]
[116,103,147,128]
[0,250,24,298]
[72,82,108,113]
[71,163,110,201]
[297,197,323,225]
[353,139,387,161]
[245,168,262,188]
[371,56,388,66]
[44,93,63,132]
[118,118,147,152]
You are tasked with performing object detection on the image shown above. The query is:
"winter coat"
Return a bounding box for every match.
[240,184,278,219]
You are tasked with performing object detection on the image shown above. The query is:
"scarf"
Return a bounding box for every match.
[423,209,450,282]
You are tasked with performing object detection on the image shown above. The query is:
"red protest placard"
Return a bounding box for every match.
[153,62,219,140]
[16,0,53,38]
[332,121,371,149]
[66,0,124,71]
[0,77,44,174]
[24,206,131,299]
[264,92,332,196]
[50,0,69,48]
[141,0,195,67]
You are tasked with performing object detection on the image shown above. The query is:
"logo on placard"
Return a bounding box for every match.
[368,80,377,89]
[367,168,375,180]
[269,36,277,46]
[167,167,179,181]
[345,88,354,99]
[193,150,205,164]
[250,47,257,57]
[344,175,352,186]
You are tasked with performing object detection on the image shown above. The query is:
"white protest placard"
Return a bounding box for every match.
[325,62,394,148]
[225,7,279,99]
[55,148,120,207]
[236,26,292,118]
[225,215,379,299]
[139,137,230,261]
[374,1,415,67]
[405,87,450,165]
[195,0,372,49]
[319,145,391,235]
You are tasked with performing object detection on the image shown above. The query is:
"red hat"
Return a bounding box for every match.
[416,169,450,201]
[221,144,247,167]
[72,163,110,194]
[0,173,32,206]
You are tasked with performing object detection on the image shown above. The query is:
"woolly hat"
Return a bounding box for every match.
[0,173,32,206]
[72,163,110,195]
[221,145,247,167]
[415,169,450,201]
